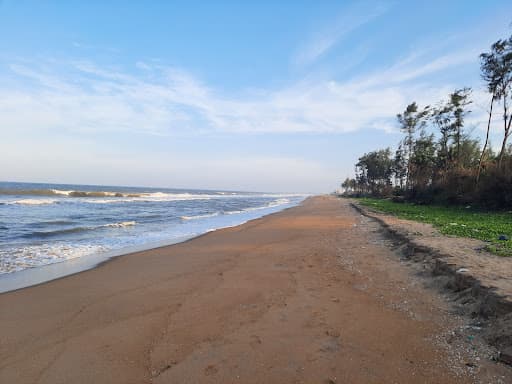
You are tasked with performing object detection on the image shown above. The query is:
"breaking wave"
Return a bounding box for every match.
[225,198,290,214]
[7,199,59,206]
[0,188,214,200]
[22,221,137,239]
[102,221,137,228]
[181,212,220,220]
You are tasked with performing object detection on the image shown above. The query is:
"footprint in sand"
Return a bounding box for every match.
[204,364,218,376]
[249,334,262,347]
[319,331,341,353]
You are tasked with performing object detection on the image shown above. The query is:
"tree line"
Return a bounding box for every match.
[342,32,512,209]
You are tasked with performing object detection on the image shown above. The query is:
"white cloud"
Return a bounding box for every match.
[0,42,485,139]
[294,1,389,66]
[354,49,478,88]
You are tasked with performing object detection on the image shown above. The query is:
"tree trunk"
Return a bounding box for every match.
[456,125,461,167]
[477,97,494,184]
[406,130,413,190]
[499,95,510,168]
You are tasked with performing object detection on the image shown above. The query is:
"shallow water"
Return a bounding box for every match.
[0,181,306,278]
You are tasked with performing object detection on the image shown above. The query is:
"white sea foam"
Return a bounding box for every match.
[136,192,213,201]
[86,198,140,204]
[0,243,108,274]
[50,189,75,196]
[9,199,58,205]
[102,221,137,228]
[180,212,220,220]
[181,199,290,220]
[86,193,213,204]
[226,198,291,215]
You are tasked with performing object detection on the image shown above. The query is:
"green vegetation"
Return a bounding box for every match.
[341,28,512,257]
[358,198,512,257]
[341,31,512,209]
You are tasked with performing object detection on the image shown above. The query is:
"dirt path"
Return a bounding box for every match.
[1,196,510,383]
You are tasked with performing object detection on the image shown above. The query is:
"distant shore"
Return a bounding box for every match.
[1,196,507,383]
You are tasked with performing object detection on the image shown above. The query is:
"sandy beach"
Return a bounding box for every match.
[0,196,509,383]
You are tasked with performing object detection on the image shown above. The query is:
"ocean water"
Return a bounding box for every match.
[0,182,306,285]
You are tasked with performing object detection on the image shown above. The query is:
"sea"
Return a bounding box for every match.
[0,181,306,292]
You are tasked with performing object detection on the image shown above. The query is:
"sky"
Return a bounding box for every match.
[1,1,512,193]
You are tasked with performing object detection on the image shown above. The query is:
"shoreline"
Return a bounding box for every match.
[0,200,302,294]
[1,196,510,383]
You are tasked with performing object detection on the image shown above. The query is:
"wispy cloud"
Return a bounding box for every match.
[294,1,389,66]
[0,42,484,139]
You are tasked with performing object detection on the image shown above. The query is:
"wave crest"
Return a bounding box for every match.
[8,199,58,205]
[23,221,137,239]
[180,212,220,220]
[102,221,136,228]
[0,188,218,202]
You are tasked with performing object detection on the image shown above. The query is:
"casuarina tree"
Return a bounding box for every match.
[396,102,430,188]
[480,35,512,168]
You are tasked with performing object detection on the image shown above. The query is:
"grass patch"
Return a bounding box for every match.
[357,197,512,257]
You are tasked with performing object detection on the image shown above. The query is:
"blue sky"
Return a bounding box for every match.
[1,1,511,193]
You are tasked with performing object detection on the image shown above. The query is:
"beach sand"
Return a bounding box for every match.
[0,196,504,383]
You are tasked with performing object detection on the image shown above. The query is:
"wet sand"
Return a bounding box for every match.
[0,196,498,383]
